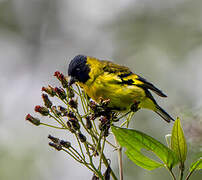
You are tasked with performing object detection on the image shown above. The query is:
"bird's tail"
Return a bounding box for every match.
[155,104,174,123]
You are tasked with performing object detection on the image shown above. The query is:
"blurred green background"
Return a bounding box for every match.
[0,0,201,179]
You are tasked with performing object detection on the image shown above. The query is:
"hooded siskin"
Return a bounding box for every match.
[68,55,174,123]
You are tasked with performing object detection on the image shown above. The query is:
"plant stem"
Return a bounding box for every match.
[76,84,87,114]
[114,136,123,180]
[167,167,176,180]
[49,114,65,127]
[99,137,106,171]
[62,148,83,163]
[69,146,84,161]
[118,146,123,180]
[101,152,118,180]
[126,112,134,128]
[92,120,98,134]
[93,134,118,180]
[63,148,96,174]
[185,170,194,180]
[84,143,103,179]
[179,163,185,180]
[75,134,85,160]
[40,122,66,129]
[105,139,117,149]
[117,111,132,122]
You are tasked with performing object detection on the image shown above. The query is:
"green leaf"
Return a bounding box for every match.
[171,117,187,164]
[112,126,178,170]
[190,158,202,172]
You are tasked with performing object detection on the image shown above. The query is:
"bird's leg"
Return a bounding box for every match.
[118,111,132,120]
[122,101,140,128]
[130,100,140,112]
[113,101,141,125]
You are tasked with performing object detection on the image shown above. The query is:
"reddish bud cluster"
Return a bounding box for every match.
[68,87,75,98]
[42,85,56,97]
[25,114,40,126]
[51,106,61,116]
[89,100,98,111]
[48,135,71,150]
[49,142,62,151]
[67,111,76,118]
[35,105,49,116]
[54,71,68,88]
[69,118,80,131]
[86,116,92,129]
[54,71,60,78]
[58,106,68,116]
[68,98,78,109]
[66,121,76,133]
[99,116,110,137]
[60,140,71,148]
[42,94,52,108]
[58,106,66,112]
[55,87,66,100]
[48,134,59,143]
[78,132,86,143]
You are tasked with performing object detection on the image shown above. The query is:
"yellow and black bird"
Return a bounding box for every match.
[68,55,174,122]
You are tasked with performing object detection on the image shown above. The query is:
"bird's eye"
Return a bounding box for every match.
[76,68,80,71]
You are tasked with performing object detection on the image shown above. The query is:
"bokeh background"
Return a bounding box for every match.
[0,0,202,179]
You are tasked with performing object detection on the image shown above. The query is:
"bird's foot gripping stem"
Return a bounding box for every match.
[130,101,140,112]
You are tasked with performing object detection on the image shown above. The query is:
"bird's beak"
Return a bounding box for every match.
[68,76,77,86]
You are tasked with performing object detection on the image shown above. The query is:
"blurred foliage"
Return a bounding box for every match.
[0,0,20,32]
[0,146,40,180]
[112,0,202,62]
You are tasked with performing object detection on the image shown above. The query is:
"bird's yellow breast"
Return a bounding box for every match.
[79,72,146,111]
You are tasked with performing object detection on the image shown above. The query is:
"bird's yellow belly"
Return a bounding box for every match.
[79,81,146,111]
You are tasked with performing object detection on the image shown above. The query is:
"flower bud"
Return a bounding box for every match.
[55,87,66,100]
[58,106,68,116]
[99,116,108,127]
[48,134,59,143]
[69,117,78,122]
[58,106,66,112]
[42,85,56,97]
[99,116,110,137]
[54,71,68,88]
[78,132,86,143]
[86,116,92,129]
[34,105,49,116]
[51,106,61,116]
[67,120,76,133]
[54,71,60,78]
[67,87,75,98]
[42,94,52,108]
[66,120,72,128]
[25,114,40,126]
[68,98,78,109]
[90,114,96,121]
[67,111,76,118]
[60,140,71,148]
[49,142,62,151]
[69,118,80,131]
[89,100,98,111]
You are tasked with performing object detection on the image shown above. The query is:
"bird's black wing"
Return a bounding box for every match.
[136,75,167,97]
[102,60,167,97]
